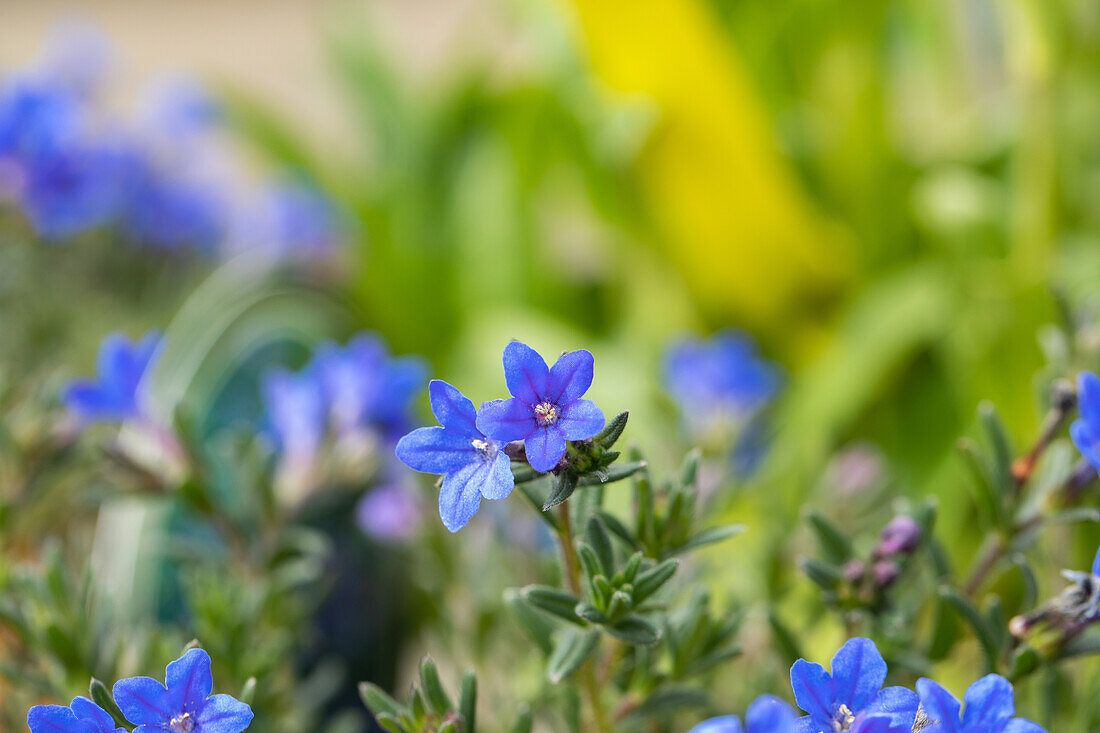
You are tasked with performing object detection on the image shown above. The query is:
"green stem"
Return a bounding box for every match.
[556,503,612,733]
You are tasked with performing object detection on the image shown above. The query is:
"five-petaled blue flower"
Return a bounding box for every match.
[915,674,1045,733]
[476,342,605,473]
[790,637,918,733]
[28,696,125,733]
[689,694,799,733]
[63,331,162,423]
[112,647,253,733]
[1071,371,1100,472]
[396,380,515,532]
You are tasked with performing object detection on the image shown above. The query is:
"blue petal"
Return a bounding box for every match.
[525,425,567,473]
[794,716,819,733]
[790,659,834,724]
[689,715,743,733]
[69,697,120,733]
[481,450,516,501]
[395,427,477,474]
[865,686,919,724]
[429,380,479,436]
[262,368,325,456]
[745,694,797,733]
[1079,372,1100,429]
[63,380,123,420]
[476,398,535,442]
[1092,545,1100,578]
[1070,420,1100,471]
[557,399,605,441]
[27,705,97,733]
[961,674,1014,730]
[193,693,254,733]
[503,341,549,404]
[439,461,487,532]
[113,676,173,724]
[166,648,214,713]
[545,349,594,405]
[915,678,961,733]
[830,638,887,713]
[1003,718,1046,733]
[851,715,909,733]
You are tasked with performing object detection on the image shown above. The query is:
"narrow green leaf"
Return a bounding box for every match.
[958,438,1007,530]
[543,473,579,510]
[606,616,661,645]
[504,589,556,655]
[673,524,747,555]
[577,460,647,486]
[679,448,702,489]
[89,678,130,729]
[767,610,803,664]
[979,402,1014,495]
[804,509,852,563]
[575,602,607,624]
[633,559,680,604]
[419,657,453,714]
[459,671,477,732]
[800,557,842,590]
[359,682,405,717]
[375,712,409,733]
[594,411,629,448]
[939,586,999,672]
[522,586,585,625]
[597,511,641,552]
[510,708,533,733]
[547,628,600,683]
[585,516,615,576]
[576,543,602,583]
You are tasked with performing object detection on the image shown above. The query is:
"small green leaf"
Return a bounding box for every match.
[673,524,747,555]
[522,586,585,625]
[804,509,852,564]
[375,712,409,733]
[510,707,534,733]
[504,589,556,655]
[89,678,130,729]
[800,557,842,590]
[679,448,702,489]
[585,516,615,576]
[360,682,405,717]
[606,616,660,645]
[459,671,477,732]
[939,586,1000,672]
[419,657,453,714]
[633,559,680,604]
[543,473,579,510]
[577,461,647,486]
[576,543,602,582]
[593,411,629,448]
[547,628,600,683]
[597,511,641,551]
[575,602,608,624]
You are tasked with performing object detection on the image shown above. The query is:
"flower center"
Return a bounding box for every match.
[169,713,195,733]
[832,704,855,732]
[533,402,559,426]
[471,438,494,456]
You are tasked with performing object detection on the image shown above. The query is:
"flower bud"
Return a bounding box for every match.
[875,515,922,558]
[872,560,900,589]
[842,559,866,585]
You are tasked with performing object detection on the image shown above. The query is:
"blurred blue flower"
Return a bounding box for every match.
[231,181,341,260]
[357,483,421,542]
[313,333,428,439]
[664,330,780,427]
[63,331,162,423]
[123,164,227,253]
[1070,371,1100,471]
[790,637,918,733]
[397,380,514,532]
[477,342,605,472]
[915,674,1044,733]
[689,694,798,733]
[27,696,124,733]
[113,648,253,733]
[262,365,326,464]
[0,77,79,160]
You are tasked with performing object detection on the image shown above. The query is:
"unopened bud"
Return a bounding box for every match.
[842,559,866,585]
[875,515,922,558]
[872,560,900,589]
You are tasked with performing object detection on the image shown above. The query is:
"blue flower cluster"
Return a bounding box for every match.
[28,648,253,733]
[63,330,163,424]
[691,637,1045,733]
[396,341,606,532]
[0,26,339,258]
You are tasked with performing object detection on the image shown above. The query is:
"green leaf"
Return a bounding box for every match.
[979,402,1015,496]
[593,411,629,448]
[575,602,607,624]
[375,712,410,733]
[597,511,641,551]
[512,464,541,484]
[547,628,600,683]
[939,586,1000,672]
[577,460,647,486]
[585,516,615,576]
[360,682,405,718]
[804,509,852,564]
[89,678,130,729]
[672,524,747,555]
[576,543,602,582]
[605,616,661,645]
[239,677,257,706]
[958,438,1007,531]
[510,708,534,733]
[633,559,680,604]
[419,657,453,714]
[679,448,702,489]
[1008,646,1041,682]
[522,586,585,625]
[504,589,557,655]
[459,671,477,732]
[543,473,579,510]
[800,557,842,590]
[617,687,708,726]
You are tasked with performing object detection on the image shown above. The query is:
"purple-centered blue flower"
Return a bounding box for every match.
[790,638,918,733]
[664,330,780,422]
[689,694,799,733]
[27,696,125,733]
[396,380,514,532]
[476,342,605,473]
[112,648,253,733]
[915,674,1045,733]
[63,331,162,423]
[1071,371,1100,471]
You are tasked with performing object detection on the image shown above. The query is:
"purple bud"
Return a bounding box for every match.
[843,559,867,585]
[875,515,922,558]
[872,560,901,589]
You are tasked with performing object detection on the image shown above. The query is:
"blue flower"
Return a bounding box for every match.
[476,342,605,473]
[261,366,326,464]
[27,696,125,733]
[690,694,799,732]
[112,648,253,733]
[313,333,428,439]
[232,181,341,260]
[915,674,1044,733]
[63,331,162,423]
[396,380,514,532]
[790,637,918,733]
[663,330,780,425]
[1071,371,1100,471]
